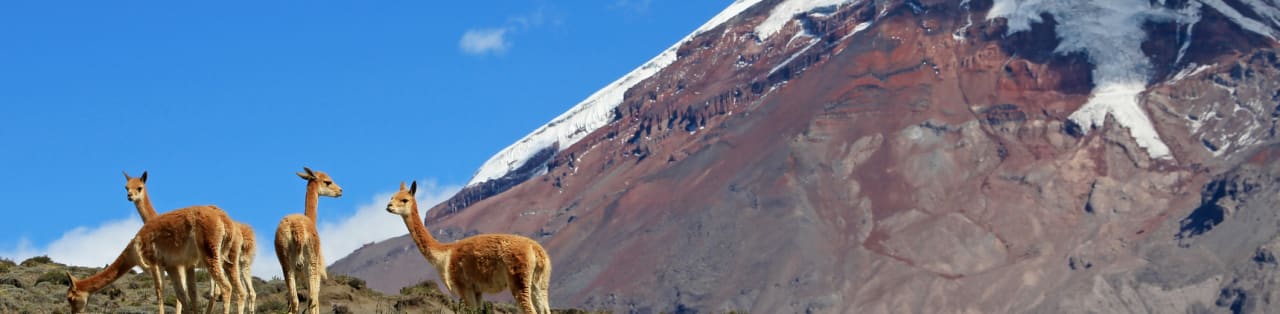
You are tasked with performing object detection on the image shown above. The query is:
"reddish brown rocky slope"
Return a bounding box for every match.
[334,0,1280,312]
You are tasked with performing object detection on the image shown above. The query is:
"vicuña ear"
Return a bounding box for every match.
[409,181,418,196]
[298,167,316,180]
[122,171,132,180]
[399,181,406,191]
[140,171,148,183]
[65,271,77,289]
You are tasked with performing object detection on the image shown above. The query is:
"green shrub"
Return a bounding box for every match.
[0,276,25,288]
[332,275,366,290]
[399,280,443,296]
[20,256,53,267]
[332,303,353,314]
[256,298,288,313]
[36,271,70,286]
[192,270,209,283]
[0,258,15,273]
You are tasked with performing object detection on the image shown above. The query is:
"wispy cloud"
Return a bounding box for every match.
[459,7,563,56]
[0,216,142,267]
[459,28,512,56]
[611,0,654,14]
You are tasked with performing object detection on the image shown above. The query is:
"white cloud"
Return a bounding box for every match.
[459,28,511,56]
[0,216,142,267]
[250,179,460,279]
[459,7,563,57]
[509,8,548,30]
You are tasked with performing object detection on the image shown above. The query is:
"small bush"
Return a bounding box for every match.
[36,271,71,286]
[193,270,209,283]
[393,297,424,310]
[0,258,15,273]
[332,275,366,290]
[0,276,25,288]
[20,256,53,267]
[399,280,442,296]
[332,303,353,314]
[256,298,288,313]
[103,285,124,300]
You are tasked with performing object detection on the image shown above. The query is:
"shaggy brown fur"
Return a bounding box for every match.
[385,181,552,314]
[124,170,254,314]
[274,167,342,314]
[66,205,239,314]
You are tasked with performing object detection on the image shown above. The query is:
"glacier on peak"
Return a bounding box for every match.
[467,0,860,186]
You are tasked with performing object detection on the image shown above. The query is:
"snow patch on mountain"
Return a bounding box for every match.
[467,0,766,186]
[1200,0,1279,40]
[988,0,1280,161]
[756,0,857,40]
[989,0,1182,160]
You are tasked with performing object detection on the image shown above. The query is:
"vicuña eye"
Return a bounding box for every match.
[325,181,333,185]
[401,199,409,203]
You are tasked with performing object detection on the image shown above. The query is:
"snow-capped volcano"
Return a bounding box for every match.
[468,0,868,187]
[471,0,1280,186]
[336,0,1280,312]
[466,0,772,186]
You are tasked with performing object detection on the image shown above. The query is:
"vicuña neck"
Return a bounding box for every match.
[304,181,320,223]
[74,246,137,293]
[134,194,157,222]
[402,205,444,264]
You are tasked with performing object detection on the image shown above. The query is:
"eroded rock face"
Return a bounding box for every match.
[332,0,1280,312]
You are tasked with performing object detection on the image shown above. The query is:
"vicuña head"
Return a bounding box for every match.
[123,170,147,203]
[385,181,416,216]
[65,272,88,313]
[298,167,342,197]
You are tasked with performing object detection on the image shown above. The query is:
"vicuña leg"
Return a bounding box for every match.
[242,261,256,314]
[278,247,298,314]
[459,286,478,309]
[148,266,164,314]
[199,238,233,314]
[226,239,244,314]
[167,267,188,314]
[305,243,322,314]
[509,272,536,314]
[532,278,550,314]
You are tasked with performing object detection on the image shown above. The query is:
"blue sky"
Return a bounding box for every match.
[0,1,729,277]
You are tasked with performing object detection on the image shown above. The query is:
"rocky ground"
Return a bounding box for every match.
[0,256,594,314]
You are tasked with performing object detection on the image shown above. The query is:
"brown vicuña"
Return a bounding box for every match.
[65,205,239,314]
[274,167,342,314]
[385,181,552,314]
[124,171,257,314]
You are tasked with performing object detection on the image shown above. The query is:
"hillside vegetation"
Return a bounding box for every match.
[0,256,595,314]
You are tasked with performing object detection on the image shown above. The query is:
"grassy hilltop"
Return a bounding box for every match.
[0,256,596,314]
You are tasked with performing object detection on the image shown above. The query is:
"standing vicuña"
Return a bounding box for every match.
[66,205,238,314]
[384,181,552,314]
[275,167,342,314]
[124,170,257,314]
